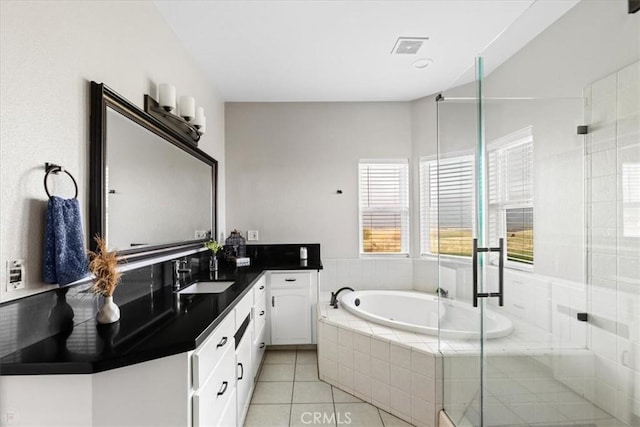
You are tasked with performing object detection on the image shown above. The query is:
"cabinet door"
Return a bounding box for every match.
[270,288,311,345]
[236,330,253,426]
[252,324,267,381]
[193,344,235,427]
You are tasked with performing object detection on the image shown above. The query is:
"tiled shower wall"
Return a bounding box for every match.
[585,60,640,426]
[320,259,418,293]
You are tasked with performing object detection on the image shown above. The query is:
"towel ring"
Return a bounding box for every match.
[44,164,78,199]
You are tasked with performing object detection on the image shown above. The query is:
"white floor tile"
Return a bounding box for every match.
[296,350,318,364]
[332,386,363,403]
[265,350,297,364]
[244,404,291,427]
[334,402,384,427]
[295,363,319,381]
[251,381,293,404]
[260,364,296,381]
[379,409,414,427]
[290,403,336,427]
[292,381,333,403]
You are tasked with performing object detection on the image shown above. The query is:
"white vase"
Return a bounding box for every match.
[97,296,120,324]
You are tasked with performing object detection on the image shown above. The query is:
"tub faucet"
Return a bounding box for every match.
[330,287,354,309]
[437,288,449,299]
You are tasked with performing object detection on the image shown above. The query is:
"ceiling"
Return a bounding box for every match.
[155,1,579,102]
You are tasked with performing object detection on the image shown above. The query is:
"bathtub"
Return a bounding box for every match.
[339,290,513,339]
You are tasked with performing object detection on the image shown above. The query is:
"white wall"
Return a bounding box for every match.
[482,0,639,99]
[0,1,225,302]
[225,102,412,259]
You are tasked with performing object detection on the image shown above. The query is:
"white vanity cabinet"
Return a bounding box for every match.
[192,312,236,427]
[268,271,318,345]
[235,326,253,424]
[252,275,268,381]
[233,287,254,427]
[0,272,276,427]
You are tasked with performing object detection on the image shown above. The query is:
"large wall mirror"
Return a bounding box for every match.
[89,81,217,257]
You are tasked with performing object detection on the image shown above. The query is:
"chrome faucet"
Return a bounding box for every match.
[173,259,192,288]
[437,287,449,299]
[330,287,354,309]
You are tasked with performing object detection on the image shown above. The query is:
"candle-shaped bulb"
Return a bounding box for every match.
[179,96,195,121]
[158,84,176,112]
[193,107,205,128]
[197,116,207,135]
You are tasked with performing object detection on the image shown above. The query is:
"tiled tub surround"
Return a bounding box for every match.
[318,301,442,427]
[318,297,630,427]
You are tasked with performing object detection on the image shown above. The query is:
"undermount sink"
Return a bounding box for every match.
[177,281,235,295]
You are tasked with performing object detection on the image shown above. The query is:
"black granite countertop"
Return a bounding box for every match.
[0,251,322,376]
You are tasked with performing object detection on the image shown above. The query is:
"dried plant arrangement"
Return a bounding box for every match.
[88,236,121,297]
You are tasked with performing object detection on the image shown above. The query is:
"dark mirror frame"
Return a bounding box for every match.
[89,81,218,259]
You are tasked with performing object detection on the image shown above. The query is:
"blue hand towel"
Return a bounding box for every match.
[43,196,89,286]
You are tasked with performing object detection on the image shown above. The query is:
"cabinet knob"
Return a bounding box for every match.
[259,285,265,290]
[217,381,228,397]
[216,337,228,348]
[260,343,265,349]
[260,310,265,316]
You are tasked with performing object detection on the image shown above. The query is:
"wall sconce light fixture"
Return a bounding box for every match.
[144,83,206,146]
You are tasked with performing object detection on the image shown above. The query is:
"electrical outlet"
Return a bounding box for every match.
[6,260,25,292]
[195,230,209,239]
[4,409,19,425]
[247,230,259,241]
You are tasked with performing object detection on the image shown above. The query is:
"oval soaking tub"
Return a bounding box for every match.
[339,290,513,339]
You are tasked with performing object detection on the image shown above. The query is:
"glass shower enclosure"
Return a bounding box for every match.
[436,2,639,426]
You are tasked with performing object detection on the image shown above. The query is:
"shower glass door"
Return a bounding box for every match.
[439,3,638,426]
[477,59,590,426]
[438,57,592,426]
[436,60,486,426]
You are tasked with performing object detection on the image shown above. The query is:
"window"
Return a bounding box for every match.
[488,127,534,265]
[420,155,475,257]
[359,160,409,255]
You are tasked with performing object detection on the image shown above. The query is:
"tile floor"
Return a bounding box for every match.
[244,349,415,426]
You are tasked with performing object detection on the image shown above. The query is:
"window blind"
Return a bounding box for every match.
[420,156,475,257]
[488,127,534,265]
[359,161,409,254]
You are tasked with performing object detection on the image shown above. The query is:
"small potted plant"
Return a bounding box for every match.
[204,240,222,271]
[88,236,122,324]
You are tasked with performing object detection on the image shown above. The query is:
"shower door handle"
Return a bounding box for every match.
[472,238,504,307]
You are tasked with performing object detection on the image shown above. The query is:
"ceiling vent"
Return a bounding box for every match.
[391,37,429,55]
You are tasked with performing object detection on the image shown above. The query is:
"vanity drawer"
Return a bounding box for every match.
[192,313,234,390]
[192,343,235,427]
[253,296,267,336]
[253,275,266,304]
[235,291,253,329]
[269,271,311,289]
[216,386,237,427]
[252,324,267,381]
